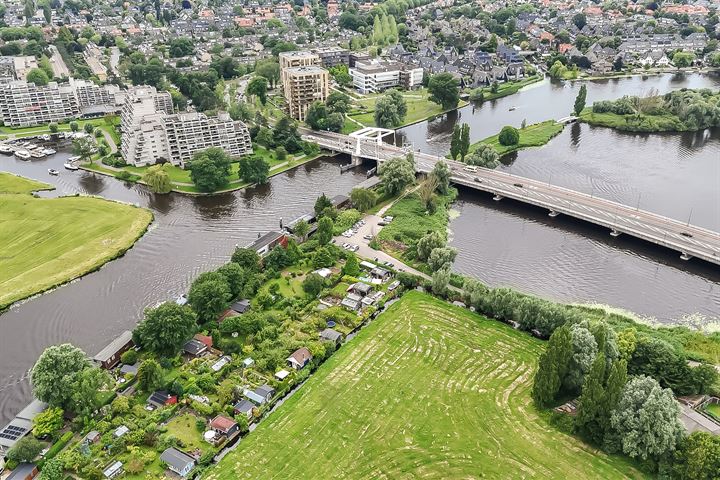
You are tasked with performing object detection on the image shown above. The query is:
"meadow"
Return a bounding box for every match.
[470,120,564,156]
[207,291,643,479]
[0,172,153,309]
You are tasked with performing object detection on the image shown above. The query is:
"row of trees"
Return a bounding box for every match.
[306,91,351,132]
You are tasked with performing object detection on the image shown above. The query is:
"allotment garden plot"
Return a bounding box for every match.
[208,291,643,479]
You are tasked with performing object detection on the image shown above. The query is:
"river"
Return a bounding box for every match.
[396,72,720,325]
[0,153,369,425]
[1,72,719,425]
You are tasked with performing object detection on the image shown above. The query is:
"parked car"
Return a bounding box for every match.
[363,234,373,240]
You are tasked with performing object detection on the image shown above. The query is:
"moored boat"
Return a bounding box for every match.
[48,168,59,176]
[0,144,13,154]
[63,162,79,170]
[14,150,31,160]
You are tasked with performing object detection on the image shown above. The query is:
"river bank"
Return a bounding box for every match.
[469,120,564,156]
[0,172,153,311]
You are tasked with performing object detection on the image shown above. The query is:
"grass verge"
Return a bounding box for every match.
[578,109,687,132]
[206,291,644,479]
[469,120,564,156]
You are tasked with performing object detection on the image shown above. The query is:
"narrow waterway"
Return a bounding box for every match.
[394,72,720,324]
[0,152,369,425]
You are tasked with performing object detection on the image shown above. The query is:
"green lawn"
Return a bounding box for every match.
[0,172,153,309]
[706,403,720,421]
[475,75,543,101]
[470,120,564,156]
[347,88,469,130]
[378,189,456,247]
[0,116,120,144]
[207,292,644,479]
[0,173,53,194]
[166,413,207,453]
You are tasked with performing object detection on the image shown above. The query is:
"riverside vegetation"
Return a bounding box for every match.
[580,88,720,132]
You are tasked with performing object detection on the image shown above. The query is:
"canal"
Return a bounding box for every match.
[1,72,719,424]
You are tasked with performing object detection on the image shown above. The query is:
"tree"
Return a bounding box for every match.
[565,323,598,393]
[428,73,460,110]
[293,219,310,242]
[532,324,573,407]
[459,124,470,161]
[188,272,231,323]
[672,51,695,69]
[350,187,378,212]
[39,457,64,480]
[431,268,451,297]
[316,216,334,245]
[466,144,499,168]
[143,165,172,194]
[306,101,329,130]
[72,367,112,418]
[70,121,79,132]
[275,146,287,161]
[238,155,270,184]
[231,247,261,272]
[314,193,333,217]
[380,156,415,196]
[83,123,94,135]
[416,231,445,261]
[32,406,64,438]
[374,90,407,128]
[31,344,90,409]
[449,125,461,160]
[302,273,325,297]
[572,12,587,30]
[418,175,438,213]
[673,432,720,480]
[342,253,361,277]
[575,353,607,444]
[188,147,232,192]
[326,91,350,114]
[428,246,457,271]
[601,359,628,442]
[48,123,58,133]
[217,262,248,298]
[137,359,164,392]
[27,68,49,86]
[7,436,44,463]
[498,126,520,146]
[574,84,587,116]
[72,137,96,164]
[247,76,268,104]
[134,302,197,356]
[255,60,280,88]
[311,246,335,268]
[610,375,684,461]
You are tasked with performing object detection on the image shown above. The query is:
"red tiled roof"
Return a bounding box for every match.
[210,415,237,432]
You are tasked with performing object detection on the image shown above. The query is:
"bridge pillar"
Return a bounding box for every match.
[610,229,621,237]
[351,155,363,166]
[493,194,503,201]
[548,210,559,218]
[680,252,693,261]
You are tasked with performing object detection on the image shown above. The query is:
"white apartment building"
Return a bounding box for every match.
[163,111,253,166]
[70,78,124,114]
[0,80,78,127]
[120,86,252,167]
[349,60,424,94]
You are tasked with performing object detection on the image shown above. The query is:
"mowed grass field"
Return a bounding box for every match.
[207,291,644,479]
[0,172,153,309]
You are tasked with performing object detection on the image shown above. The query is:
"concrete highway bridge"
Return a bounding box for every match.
[301,128,720,266]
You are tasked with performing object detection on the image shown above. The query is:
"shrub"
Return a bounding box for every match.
[115,171,138,182]
[120,350,138,365]
[498,126,520,146]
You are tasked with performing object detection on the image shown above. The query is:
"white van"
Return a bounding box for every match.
[463,165,478,173]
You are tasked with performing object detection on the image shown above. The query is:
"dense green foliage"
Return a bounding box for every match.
[427,73,460,110]
[188,148,233,193]
[374,90,408,128]
[498,125,520,146]
[133,302,197,356]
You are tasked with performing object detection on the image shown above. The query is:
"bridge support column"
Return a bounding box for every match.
[680,252,693,261]
[610,229,621,237]
[548,210,559,218]
[493,194,503,201]
[351,155,363,166]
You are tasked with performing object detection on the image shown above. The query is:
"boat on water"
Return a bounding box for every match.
[14,150,31,160]
[0,144,13,154]
[40,134,51,141]
[42,148,56,155]
[67,155,81,162]
[48,168,59,176]
[63,162,79,170]
[30,150,46,158]
[509,106,517,111]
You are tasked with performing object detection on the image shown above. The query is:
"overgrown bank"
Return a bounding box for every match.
[579,88,720,133]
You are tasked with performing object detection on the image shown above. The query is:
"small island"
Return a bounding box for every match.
[0,172,153,309]
[579,88,720,133]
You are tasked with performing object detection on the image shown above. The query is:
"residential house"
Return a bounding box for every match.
[146,391,177,409]
[92,331,134,370]
[0,400,48,456]
[7,464,39,480]
[83,430,101,445]
[319,328,343,345]
[370,267,391,282]
[233,399,255,419]
[349,282,373,297]
[209,415,239,438]
[182,339,208,357]
[244,384,275,405]
[341,293,362,311]
[160,447,196,477]
[231,299,251,314]
[287,347,313,370]
[102,461,123,479]
[247,231,287,256]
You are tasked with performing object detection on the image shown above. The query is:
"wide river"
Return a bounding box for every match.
[1,72,719,424]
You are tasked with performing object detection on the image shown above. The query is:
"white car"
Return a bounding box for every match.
[342,230,353,238]
[342,242,350,249]
[350,245,360,252]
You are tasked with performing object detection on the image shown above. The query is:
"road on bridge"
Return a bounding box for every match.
[302,129,720,266]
